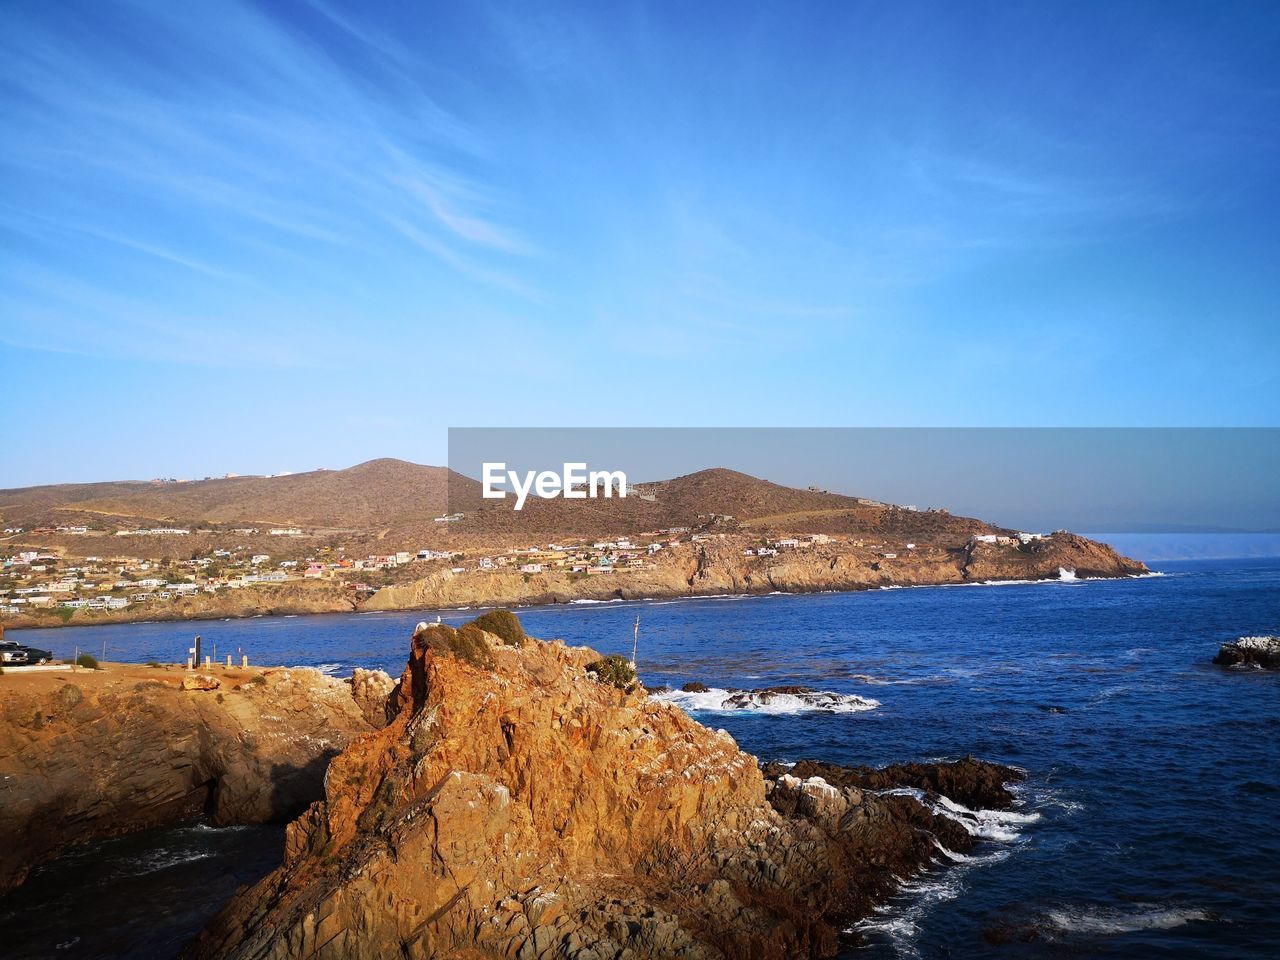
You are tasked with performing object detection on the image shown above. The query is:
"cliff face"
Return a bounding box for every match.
[0,664,374,893]
[364,533,1147,611]
[189,624,1020,960]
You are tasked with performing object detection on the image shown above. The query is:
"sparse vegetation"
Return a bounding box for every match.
[471,609,526,647]
[146,660,162,668]
[247,674,267,686]
[418,622,494,669]
[586,654,635,689]
[75,653,100,670]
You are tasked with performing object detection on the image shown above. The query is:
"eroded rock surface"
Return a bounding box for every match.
[348,667,399,727]
[0,665,372,893]
[188,623,1020,960]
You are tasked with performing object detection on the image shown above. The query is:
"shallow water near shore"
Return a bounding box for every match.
[4,557,1279,958]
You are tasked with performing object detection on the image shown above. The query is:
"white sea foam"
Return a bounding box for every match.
[653,687,879,715]
[1058,567,1078,581]
[313,662,342,676]
[1042,903,1214,936]
[851,861,968,958]
[932,794,1040,842]
[849,673,928,686]
[852,786,1034,957]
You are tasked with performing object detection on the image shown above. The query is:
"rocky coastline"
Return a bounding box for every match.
[182,616,1025,960]
[0,662,378,893]
[3,530,1148,632]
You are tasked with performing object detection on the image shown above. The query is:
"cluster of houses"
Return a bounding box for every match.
[973,532,1049,546]
[743,534,831,556]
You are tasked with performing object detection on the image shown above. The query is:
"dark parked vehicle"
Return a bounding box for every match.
[0,640,53,665]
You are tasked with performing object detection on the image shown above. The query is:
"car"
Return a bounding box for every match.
[0,640,54,665]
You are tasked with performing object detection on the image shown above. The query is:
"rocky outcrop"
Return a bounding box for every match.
[961,532,1147,582]
[0,664,373,893]
[1213,635,1280,670]
[187,621,1021,960]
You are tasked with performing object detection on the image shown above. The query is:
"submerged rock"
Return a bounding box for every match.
[1213,635,1280,670]
[187,621,1021,960]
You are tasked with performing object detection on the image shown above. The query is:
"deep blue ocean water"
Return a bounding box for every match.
[4,557,1278,958]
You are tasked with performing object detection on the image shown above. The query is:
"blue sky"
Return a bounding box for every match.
[2,0,1277,485]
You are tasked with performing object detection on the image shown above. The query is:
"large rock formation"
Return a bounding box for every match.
[1213,635,1280,670]
[188,621,1021,960]
[0,664,372,893]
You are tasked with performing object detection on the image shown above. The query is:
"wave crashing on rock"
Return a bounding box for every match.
[654,684,881,714]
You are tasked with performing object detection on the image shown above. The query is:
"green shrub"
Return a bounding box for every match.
[586,654,635,689]
[75,653,100,670]
[419,623,494,669]
[471,609,526,647]
[57,608,75,624]
[146,660,162,668]
[247,674,267,686]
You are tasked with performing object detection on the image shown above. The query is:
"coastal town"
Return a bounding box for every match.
[0,515,1062,622]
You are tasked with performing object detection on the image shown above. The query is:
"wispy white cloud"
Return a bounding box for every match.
[0,0,540,369]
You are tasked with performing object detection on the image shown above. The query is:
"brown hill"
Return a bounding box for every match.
[0,460,1000,551]
[448,466,998,545]
[0,459,458,530]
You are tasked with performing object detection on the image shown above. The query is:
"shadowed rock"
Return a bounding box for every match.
[0,665,372,893]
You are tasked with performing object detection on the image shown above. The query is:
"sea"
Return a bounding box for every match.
[2,557,1277,959]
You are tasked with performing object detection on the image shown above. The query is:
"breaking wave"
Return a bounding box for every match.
[654,687,880,715]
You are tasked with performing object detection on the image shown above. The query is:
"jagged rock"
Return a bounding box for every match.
[348,667,398,726]
[766,756,1024,810]
[187,625,1020,960]
[1213,635,1280,669]
[0,665,373,893]
[181,673,221,691]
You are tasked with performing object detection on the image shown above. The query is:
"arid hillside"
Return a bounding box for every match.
[1,460,1000,554]
[0,459,456,530]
